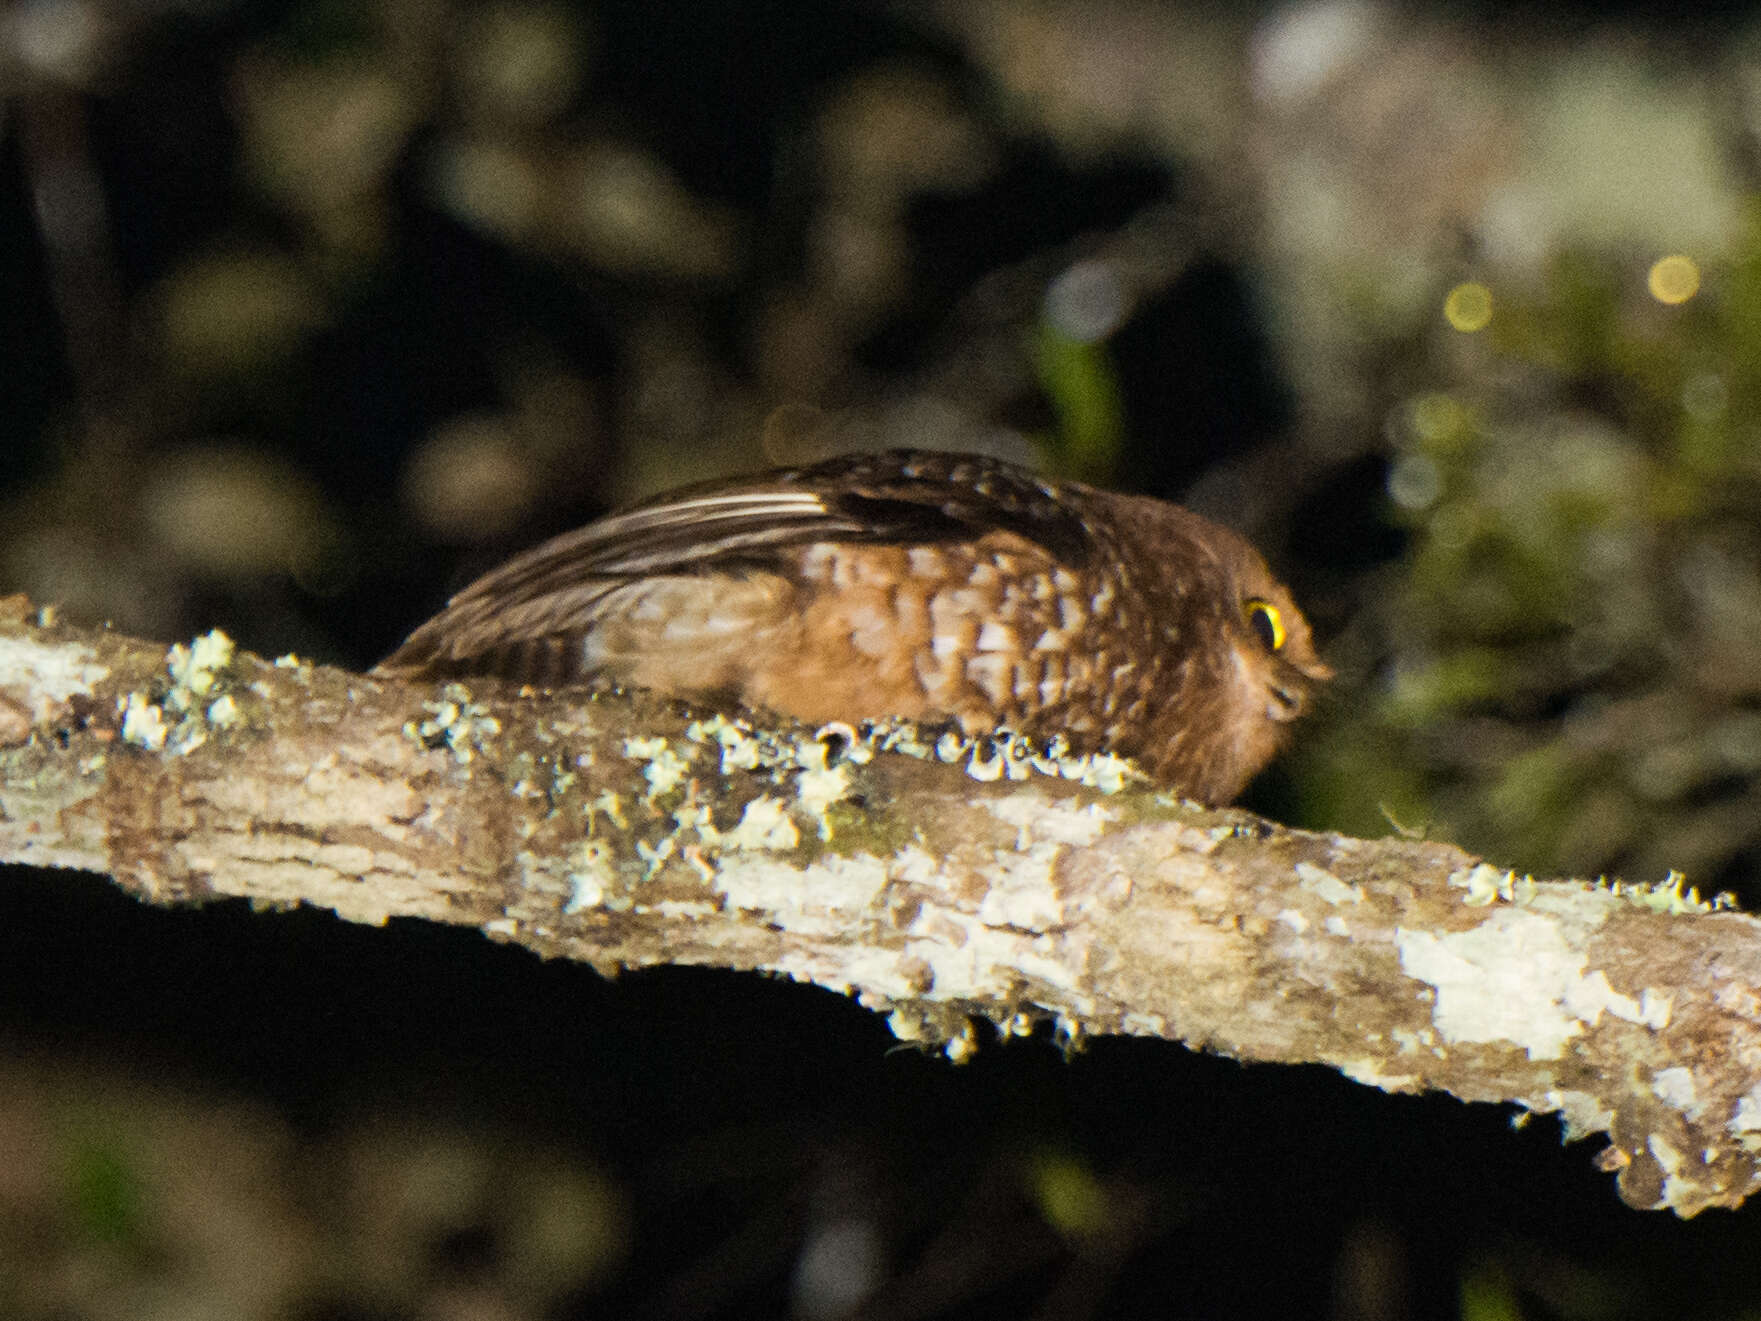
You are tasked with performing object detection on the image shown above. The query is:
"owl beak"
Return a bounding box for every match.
[1267,682,1306,721]
[1266,652,1330,721]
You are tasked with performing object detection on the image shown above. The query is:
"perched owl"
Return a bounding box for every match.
[377,449,1329,804]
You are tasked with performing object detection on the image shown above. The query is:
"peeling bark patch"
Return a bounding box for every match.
[1648,1070,1704,1120]
[1397,909,1665,1060]
[984,793,1113,846]
[1731,1085,1761,1137]
[1648,1134,1689,1207]
[723,797,800,851]
[1296,860,1360,905]
[1652,1066,1702,1118]
[976,842,1066,929]
[1340,1057,1420,1091]
[1390,1026,1441,1056]
[1574,970,1672,1030]
[714,853,889,934]
[520,841,616,913]
[1535,1088,1616,1142]
[903,909,1079,999]
[0,634,109,723]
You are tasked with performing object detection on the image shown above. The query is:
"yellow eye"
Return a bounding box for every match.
[1243,598,1286,652]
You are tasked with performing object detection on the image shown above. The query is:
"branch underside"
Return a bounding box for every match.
[1,595,1757,1217]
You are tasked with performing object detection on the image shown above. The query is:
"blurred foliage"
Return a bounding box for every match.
[1298,217,1761,900]
[3,1050,627,1319]
[1031,318,1126,483]
[66,1136,145,1248]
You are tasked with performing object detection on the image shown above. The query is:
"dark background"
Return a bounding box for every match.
[5,1,1761,1316]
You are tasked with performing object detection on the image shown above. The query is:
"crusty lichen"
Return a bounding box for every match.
[404,682,502,764]
[595,709,1145,882]
[1605,869,1737,916]
[1448,861,1737,915]
[119,629,244,755]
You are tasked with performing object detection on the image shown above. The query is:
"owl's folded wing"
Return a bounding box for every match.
[375,450,1094,678]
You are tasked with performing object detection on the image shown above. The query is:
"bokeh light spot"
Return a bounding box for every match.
[1648,254,1699,304]
[1443,282,1493,332]
[1409,392,1468,445]
[1388,453,1442,511]
[1045,259,1126,343]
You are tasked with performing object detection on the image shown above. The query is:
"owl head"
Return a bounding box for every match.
[1126,501,1331,803]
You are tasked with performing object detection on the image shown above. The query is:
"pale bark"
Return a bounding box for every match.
[1,595,1758,1217]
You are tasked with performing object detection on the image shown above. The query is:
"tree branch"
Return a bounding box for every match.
[2,595,1758,1217]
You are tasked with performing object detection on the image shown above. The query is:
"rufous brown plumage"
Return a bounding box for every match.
[376,449,1329,803]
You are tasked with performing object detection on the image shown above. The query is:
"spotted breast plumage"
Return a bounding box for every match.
[376,448,1330,804]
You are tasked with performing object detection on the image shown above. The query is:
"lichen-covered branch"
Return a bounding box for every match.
[2,595,1759,1217]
